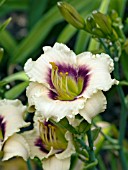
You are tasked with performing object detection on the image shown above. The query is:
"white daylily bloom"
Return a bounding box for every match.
[0,99,30,160]
[22,116,75,170]
[2,133,30,161]
[24,43,118,123]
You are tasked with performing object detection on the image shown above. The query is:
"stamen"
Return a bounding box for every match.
[39,121,68,151]
[48,124,53,142]
[49,62,58,70]
[49,62,85,100]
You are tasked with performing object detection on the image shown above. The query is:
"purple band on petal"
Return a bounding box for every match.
[47,64,77,89]
[46,68,55,89]
[0,116,6,139]
[47,63,90,100]
[48,90,57,100]
[35,138,49,154]
[44,120,53,126]
[78,65,90,94]
[57,64,77,78]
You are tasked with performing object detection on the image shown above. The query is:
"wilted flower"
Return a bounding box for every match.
[0,99,30,161]
[24,43,118,123]
[22,116,75,170]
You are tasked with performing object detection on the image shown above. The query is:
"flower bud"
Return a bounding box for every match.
[85,17,96,33]
[92,28,105,37]
[57,1,85,29]
[0,48,4,63]
[92,11,112,35]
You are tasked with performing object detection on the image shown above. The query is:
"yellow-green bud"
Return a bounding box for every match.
[92,11,112,35]
[0,48,4,63]
[92,27,105,37]
[57,1,85,29]
[85,17,96,33]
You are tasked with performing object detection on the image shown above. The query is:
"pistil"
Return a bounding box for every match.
[49,62,84,101]
[39,121,67,152]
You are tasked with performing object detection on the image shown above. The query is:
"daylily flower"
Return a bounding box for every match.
[24,43,118,123]
[0,99,30,161]
[22,115,75,170]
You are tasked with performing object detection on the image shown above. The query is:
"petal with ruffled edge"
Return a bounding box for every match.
[2,133,30,161]
[79,91,107,123]
[0,99,30,143]
[22,119,75,162]
[77,52,118,98]
[26,82,85,122]
[22,128,48,160]
[55,132,75,159]
[43,156,70,170]
[24,43,77,89]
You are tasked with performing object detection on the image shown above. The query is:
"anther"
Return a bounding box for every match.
[49,62,58,70]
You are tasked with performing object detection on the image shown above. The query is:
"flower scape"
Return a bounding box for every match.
[0,43,118,170]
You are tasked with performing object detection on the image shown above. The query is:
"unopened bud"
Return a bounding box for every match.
[92,28,105,37]
[57,1,85,29]
[92,11,112,35]
[85,16,96,33]
[0,48,4,63]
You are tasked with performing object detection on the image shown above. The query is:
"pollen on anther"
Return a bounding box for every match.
[59,72,63,76]
[49,62,58,70]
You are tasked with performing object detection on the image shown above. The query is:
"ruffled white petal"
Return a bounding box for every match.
[22,128,47,160]
[43,43,76,66]
[43,156,70,170]
[2,134,30,161]
[22,119,75,163]
[79,91,107,123]
[0,99,30,142]
[24,43,77,89]
[55,132,75,159]
[26,82,85,122]
[77,52,118,98]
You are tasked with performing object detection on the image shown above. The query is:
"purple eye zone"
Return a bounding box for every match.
[47,63,90,100]
[35,138,49,154]
[78,65,90,94]
[0,116,6,140]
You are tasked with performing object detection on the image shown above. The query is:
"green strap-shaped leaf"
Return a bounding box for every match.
[2,71,28,83]
[10,6,61,64]
[0,48,4,63]
[0,17,12,31]
[0,30,17,56]
[75,31,90,53]
[28,0,47,29]
[10,0,101,64]
[0,0,28,17]
[4,81,29,99]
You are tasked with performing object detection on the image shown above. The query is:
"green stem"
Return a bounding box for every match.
[86,129,97,170]
[27,159,33,170]
[99,38,128,170]
[92,121,118,144]
[114,62,128,170]
[119,80,128,86]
